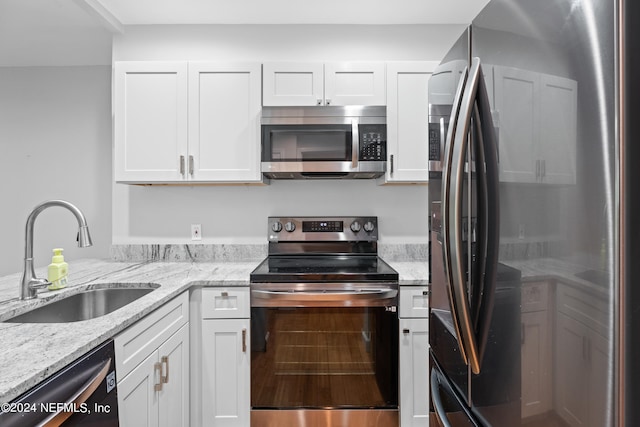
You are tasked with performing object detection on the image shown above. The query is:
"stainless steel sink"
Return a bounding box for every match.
[3,284,160,323]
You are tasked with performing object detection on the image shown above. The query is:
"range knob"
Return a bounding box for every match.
[364,221,375,233]
[350,221,362,232]
[284,221,296,232]
[271,221,283,233]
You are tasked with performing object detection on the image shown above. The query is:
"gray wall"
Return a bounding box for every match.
[0,66,112,275]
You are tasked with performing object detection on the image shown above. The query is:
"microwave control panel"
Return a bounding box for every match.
[359,124,387,161]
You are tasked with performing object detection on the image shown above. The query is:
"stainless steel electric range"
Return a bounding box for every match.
[250,216,400,427]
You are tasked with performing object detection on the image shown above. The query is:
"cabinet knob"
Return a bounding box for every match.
[403,328,410,334]
[326,99,331,105]
[316,99,323,105]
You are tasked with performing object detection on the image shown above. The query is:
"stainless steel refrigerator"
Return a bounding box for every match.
[427,0,638,425]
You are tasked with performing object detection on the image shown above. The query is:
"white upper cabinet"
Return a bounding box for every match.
[493,65,577,184]
[384,61,438,183]
[114,61,263,184]
[188,62,262,182]
[494,66,540,184]
[262,62,324,106]
[324,62,386,106]
[262,62,386,106]
[539,74,577,185]
[114,62,188,183]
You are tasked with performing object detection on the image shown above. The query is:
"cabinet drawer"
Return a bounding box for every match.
[201,287,250,319]
[399,286,429,318]
[115,291,189,380]
[556,283,609,336]
[522,281,550,312]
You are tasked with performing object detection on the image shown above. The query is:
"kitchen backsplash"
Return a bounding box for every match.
[110,244,429,263]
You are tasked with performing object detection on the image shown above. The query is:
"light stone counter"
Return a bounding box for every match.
[0,259,255,403]
[0,256,428,403]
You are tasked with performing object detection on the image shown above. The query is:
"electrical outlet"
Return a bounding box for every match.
[191,224,202,241]
[518,224,525,240]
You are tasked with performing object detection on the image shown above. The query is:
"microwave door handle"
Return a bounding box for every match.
[448,57,483,375]
[352,119,359,169]
[441,65,470,367]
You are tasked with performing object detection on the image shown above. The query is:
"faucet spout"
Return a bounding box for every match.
[20,200,93,300]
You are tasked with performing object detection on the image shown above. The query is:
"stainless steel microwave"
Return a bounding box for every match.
[261,106,387,179]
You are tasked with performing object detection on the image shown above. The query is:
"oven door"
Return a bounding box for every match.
[250,284,398,424]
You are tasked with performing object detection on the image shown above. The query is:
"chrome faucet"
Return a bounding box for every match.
[20,200,93,300]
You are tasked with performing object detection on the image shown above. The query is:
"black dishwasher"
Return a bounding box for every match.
[0,339,119,426]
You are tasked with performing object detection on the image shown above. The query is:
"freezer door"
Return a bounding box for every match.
[430,353,480,427]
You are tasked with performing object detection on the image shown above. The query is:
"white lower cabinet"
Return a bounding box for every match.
[196,287,251,427]
[201,318,251,427]
[520,281,552,419]
[115,292,190,427]
[399,286,429,427]
[554,283,610,427]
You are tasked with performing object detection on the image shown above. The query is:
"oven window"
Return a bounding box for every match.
[262,125,352,161]
[251,307,398,409]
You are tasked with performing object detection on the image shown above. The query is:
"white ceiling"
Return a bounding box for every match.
[0,0,491,66]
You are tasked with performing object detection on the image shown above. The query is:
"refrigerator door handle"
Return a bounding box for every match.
[446,57,485,375]
[470,59,501,365]
[441,65,470,366]
[430,368,453,427]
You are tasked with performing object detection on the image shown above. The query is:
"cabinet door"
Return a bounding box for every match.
[539,74,577,185]
[324,62,386,106]
[262,62,324,106]
[114,62,188,183]
[385,62,437,183]
[555,313,590,427]
[188,63,262,182]
[158,324,190,427]
[521,311,551,418]
[588,331,610,427]
[399,318,429,427]
[202,319,250,427]
[118,351,159,427]
[494,66,539,183]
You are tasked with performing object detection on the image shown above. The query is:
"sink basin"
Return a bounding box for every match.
[4,284,160,323]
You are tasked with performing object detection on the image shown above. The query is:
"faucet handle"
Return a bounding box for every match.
[29,277,51,290]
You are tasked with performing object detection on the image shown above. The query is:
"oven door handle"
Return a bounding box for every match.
[251,288,397,306]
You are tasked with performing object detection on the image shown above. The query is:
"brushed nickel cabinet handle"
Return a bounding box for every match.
[161,355,169,384]
[390,154,394,174]
[189,155,194,176]
[221,291,229,297]
[179,155,185,176]
[154,362,163,391]
[242,328,247,353]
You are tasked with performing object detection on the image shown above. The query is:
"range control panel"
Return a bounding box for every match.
[269,216,378,242]
[359,124,386,161]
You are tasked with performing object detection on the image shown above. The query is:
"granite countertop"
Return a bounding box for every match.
[503,257,610,296]
[0,257,428,403]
